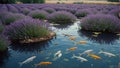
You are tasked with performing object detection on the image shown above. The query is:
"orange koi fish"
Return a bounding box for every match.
[69,36,77,41]
[88,54,101,60]
[67,47,77,51]
[35,62,52,67]
[75,41,87,44]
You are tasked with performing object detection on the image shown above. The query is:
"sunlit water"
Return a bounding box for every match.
[0,21,120,68]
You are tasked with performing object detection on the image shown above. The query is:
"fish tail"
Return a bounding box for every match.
[34,64,38,68]
[99,50,103,54]
[79,53,83,56]
[71,54,75,58]
[19,62,23,67]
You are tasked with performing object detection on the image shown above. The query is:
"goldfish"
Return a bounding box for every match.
[99,51,116,57]
[67,47,77,51]
[72,54,88,62]
[19,56,36,66]
[35,62,52,67]
[88,54,101,60]
[75,41,87,44]
[69,36,77,41]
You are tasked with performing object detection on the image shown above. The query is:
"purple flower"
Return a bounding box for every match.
[47,11,77,24]
[81,14,120,32]
[28,10,49,20]
[3,18,52,40]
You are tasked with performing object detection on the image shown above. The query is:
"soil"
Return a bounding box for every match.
[19,32,56,44]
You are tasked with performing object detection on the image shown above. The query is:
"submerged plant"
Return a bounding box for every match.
[3,18,51,41]
[80,14,120,32]
[28,10,48,20]
[47,11,77,24]
[0,36,8,51]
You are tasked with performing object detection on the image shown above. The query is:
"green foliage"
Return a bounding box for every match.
[108,0,119,2]
[0,37,7,51]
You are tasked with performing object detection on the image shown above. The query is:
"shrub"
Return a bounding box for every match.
[0,22,4,33]
[7,5,18,13]
[2,13,27,25]
[3,18,51,40]
[75,9,92,18]
[28,10,48,20]
[47,11,77,24]
[21,8,30,15]
[0,36,8,51]
[80,14,120,32]
[109,9,120,19]
[42,7,56,13]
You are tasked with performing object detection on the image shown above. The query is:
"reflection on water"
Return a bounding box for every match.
[9,40,53,54]
[1,21,120,68]
[78,30,119,44]
[53,23,73,30]
[0,50,10,68]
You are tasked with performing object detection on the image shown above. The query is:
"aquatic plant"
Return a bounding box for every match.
[28,10,48,20]
[2,13,26,25]
[42,7,56,13]
[47,11,77,24]
[80,14,120,32]
[75,9,92,18]
[3,18,51,41]
[0,36,8,51]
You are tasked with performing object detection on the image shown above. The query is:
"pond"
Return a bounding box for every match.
[0,21,120,68]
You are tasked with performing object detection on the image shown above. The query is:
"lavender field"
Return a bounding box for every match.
[0,4,120,68]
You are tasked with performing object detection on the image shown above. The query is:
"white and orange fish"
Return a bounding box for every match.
[80,49,93,56]
[35,61,52,67]
[19,56,36,66]
[62,33,73,37]
[72,54,88,62]
[99,50,116,57]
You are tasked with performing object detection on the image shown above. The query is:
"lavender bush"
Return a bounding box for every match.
[109,8,120,19]
[3,18,51,40]
[28,10,49,20]
[75,9,92,18]
[0,36,8,51]
[0,22,4,33]
[42,7,56,13]
[80,14,120,32]
[2,13,27,25]
[47,11,77,24]
[21,8,30,15]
